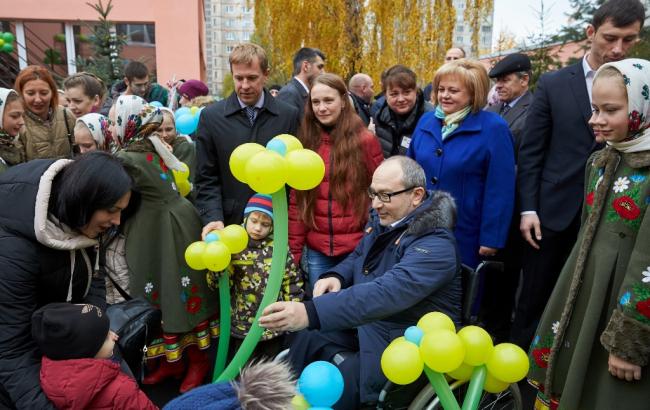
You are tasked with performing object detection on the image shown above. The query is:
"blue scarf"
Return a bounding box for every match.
[434,105,471,140]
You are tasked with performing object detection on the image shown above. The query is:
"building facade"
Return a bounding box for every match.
[204,0,255,95]
[452,0,494,57]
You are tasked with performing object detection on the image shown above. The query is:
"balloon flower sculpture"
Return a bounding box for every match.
[174,106,202,135]
[291,361,344,410]
[381,312,529,410]
[185,134,325,383]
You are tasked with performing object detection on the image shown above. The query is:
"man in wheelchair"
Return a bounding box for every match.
[260,156,462,409]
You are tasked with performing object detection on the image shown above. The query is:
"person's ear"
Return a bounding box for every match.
[586,24,596,41]
[412,187,426,205]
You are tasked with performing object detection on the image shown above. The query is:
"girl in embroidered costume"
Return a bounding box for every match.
[0,88,25,173]
[109,95,218,393]
[226,194,304,361]
[528,59,650,410]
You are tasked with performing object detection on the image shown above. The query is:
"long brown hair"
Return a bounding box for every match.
[296,73,371,227]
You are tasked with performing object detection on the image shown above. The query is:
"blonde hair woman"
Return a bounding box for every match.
[407,59,516,269]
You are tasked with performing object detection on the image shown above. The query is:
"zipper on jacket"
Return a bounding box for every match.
[327,150,334,256]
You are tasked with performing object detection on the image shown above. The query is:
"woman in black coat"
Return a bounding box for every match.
[372,65,433,157]
[0,152,134,409]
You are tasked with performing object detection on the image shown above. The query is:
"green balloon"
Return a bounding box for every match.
[2,32,15,43]
[1,43,13,53]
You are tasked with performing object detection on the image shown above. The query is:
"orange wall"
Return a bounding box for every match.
[2,0,206,83]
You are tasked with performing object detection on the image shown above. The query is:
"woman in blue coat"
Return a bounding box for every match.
[407,59,515,268]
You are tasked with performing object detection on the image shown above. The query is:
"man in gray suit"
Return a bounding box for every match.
[486,53,533,162]
[480,52,533,343]
[277,47,326,120]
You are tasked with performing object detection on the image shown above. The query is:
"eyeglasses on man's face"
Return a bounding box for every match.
[367,186,416,203]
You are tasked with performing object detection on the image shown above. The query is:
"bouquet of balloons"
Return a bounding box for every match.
[171,105,202,135]
[381,312,529,410]
[184,135,325,383]
[292,361,345,410]
[0,32,15,53]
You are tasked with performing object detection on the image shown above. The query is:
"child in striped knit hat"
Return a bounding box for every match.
[226,194,304,361]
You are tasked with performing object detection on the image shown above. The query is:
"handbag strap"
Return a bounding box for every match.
[105,270,133,301]
[62,109,75,157]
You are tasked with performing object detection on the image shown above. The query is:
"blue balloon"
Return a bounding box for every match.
[404,326,424,346]
[174,106,191,120]
[266,138,287,156]
[298,361,344,407]
[149,101,163,108]
[205,232,220,243]
[310,408,334,410]
[176,113,197,135]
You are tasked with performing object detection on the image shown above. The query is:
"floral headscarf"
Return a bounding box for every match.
[75,113,112,151]
[598,58,650,153]
[113,94,161,149]
[0,87,18,132]
[113,94,184,171]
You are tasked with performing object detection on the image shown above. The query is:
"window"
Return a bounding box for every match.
[225,32,236,41]
[116,24,155,46]
[226,45,234,53]
[225,5,235,13]
[242,5,252,13]
[242,31,251,41]
[225,19,235,27]
[242,19,252,27]
[456,25,464,32]
[482,25,491,33]
[456,36,463,43]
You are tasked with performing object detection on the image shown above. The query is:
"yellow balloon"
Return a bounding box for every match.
[219,224,249,254]
[202,241,231,272]
[245,150,288,194]
[190,106,199,115]
[285,149,325,191]
[381,339,424,385]
[419,330,465,373]
[457,326,494,366]
[173,162,190,180]
[447,362,474,381]
[485,343,530,383]
[185,241,207,270]
[417,312,456,334]
[291,394,310,410]
[177,179,191,197]
[274,134,303,153]
[483,371,509,394]
[0,39,4,47]
[229,143,265,183]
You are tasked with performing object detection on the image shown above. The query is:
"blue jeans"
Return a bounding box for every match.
[303,247,348,291]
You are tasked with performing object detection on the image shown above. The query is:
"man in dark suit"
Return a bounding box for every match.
[349,73,374,125]
[486,53,533,162]
[481,53,533,342]
[195,43,300,238]
[277,47,326,120]
[512,0,645,349]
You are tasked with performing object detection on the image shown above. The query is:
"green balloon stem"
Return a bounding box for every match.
[215,187,288,382]
[212,270,231,382]
[461,365,487,410]
[424,366,461,410]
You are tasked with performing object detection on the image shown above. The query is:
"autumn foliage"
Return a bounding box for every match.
[254,0,493,86]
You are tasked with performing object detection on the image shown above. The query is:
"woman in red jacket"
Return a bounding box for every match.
[289,73,383,290]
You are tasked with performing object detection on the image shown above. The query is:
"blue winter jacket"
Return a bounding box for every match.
[407,110,516,268]
[312,191,462,403]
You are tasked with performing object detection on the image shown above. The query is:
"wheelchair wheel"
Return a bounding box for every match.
[407,380,522,410]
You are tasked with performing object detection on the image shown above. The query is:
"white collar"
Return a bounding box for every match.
[294,77,309,93]
[237,93,265,109]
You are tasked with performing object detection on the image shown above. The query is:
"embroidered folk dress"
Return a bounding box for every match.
[119,149,218,361]
[528,148,650,410]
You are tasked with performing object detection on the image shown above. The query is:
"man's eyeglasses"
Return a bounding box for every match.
[367,186,416,203]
